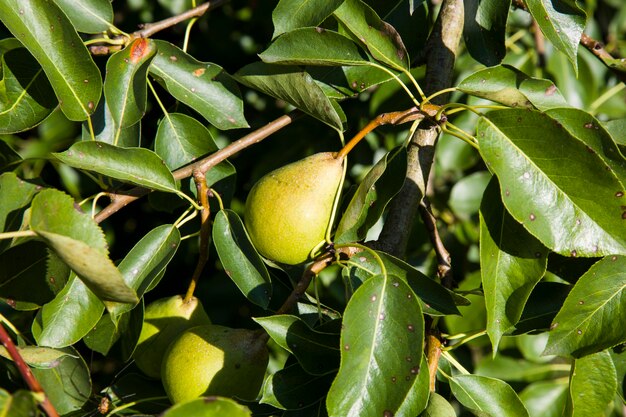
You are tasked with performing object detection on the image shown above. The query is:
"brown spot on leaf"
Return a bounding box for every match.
[193,68,206,77]
[616,191,624,197]
[545,84,557,96]
[129,38,151,64]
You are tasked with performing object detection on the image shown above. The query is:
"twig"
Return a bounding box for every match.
[0,323,59,417]
[93,110,302,224]
[532,20,546,69]
[426,328,443,392]
[418,200,454,288]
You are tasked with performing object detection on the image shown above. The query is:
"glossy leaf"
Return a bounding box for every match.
[52,0,114,33]
[31,275,104,347]
[272,0,345,38]
[458,65,569,110]
[154,112,235,187]
[0,40,56,133]
[0,0,101,120]
[31,347,90,414]
[0,390,38,417]
[464,0,510,66]
[449,171,491,219]
[345,250,464,316]
[420,392,456,417]
[567,350,616,416]
[477,109,626,256]
[0,345,73,369]
[480,178,548,351]
[234,62,343,131]
[333,0,409,71]
[161,397,252,417]
[254,315,339,375]
[449,374,530,417]
[519,380,568,417]
[327,274,428,417]
[149,40,247,130]
[262,361,335,410]
[104,38,156,129]
[335,146,407,243]
[212,209,272,309]
[261,28,369,66]
[525,0,586,73]
[544,255,626,357]
[81,97,140,146]
[54,141,178,193]
[0,172,40,252]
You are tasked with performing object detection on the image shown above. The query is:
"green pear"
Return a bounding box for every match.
[161,324,269,403]
[133,295,211,378]
[244,152,344,265]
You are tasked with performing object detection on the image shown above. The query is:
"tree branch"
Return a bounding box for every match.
[94,110,302,224]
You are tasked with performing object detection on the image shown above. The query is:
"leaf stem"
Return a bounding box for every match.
[0,230,37,240]
[443,329,487,350]
[334,243,387,279]
[105,396,169,417]
[441,350,470,375]
[589,83,626,115]
[370,63,421,107]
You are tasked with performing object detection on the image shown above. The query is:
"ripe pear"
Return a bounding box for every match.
[133,295,211,378]
[244,152,344,265]
[161,324,269,403]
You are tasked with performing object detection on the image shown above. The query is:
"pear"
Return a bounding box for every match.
[133,295,211,378]
[161,324,269,403]
[244,152,344,265]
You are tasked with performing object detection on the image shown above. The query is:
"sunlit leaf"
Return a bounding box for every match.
[464,0,510,66]
[0,345,74,369]
[52,0,113,33]
[161,397,252,417]
[567,350,617,416]
[272,0,345,38]
[450,374,530,417]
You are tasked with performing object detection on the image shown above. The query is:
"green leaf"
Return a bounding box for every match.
[261,28,369,66]
[212,209,272,309]
[345,251,465,316]
[0,389,38,417]
[54,141,178,193]
[30,189,138,304]
[0,345,73,369]
[544,255,626,357]
[519,380,568,417]
[420,392,456,417]
[161,397,252,417]
[463,0,510,66]
[449,171,491,220]
[31,275,104,347]
[234,62,343,131]
[335,146,407,243]
[149,40,247,130]
[81,97,141,146]
[52,0,113,33]
[327,275,428,417]
[0,172,40,236]
[254,315,339,375]
[104,38,157,129]
[31,347,90,414]
[449,374,530,417]
[457,65,569,110]
[0,0,101,120]
[566,350,617,416]
[525,0,586,74]
[480,178,548,352]
[0,39,56,133]
[333,0,409,71]
[516,282,571,334]
[477,109,626,257]
[0,140,22,172]
[272,0,345,38]
[261,360,335,410]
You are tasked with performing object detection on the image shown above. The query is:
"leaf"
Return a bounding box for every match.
[0,389,38,417]
[516,282,571,334]
[272,0,345,38]
[81,96,141,146]
[54,141,178,193]
[345,250,464,316]
[477,109,626,257]
[0,39,56,133]
[544,255,626,357]
[326,275,428,417]
[480,178,548,352]
[0,140,22,172]
[463,0,510,66]
[31,275,104,347]
[234,62,343,131]
[449,374,530,417]
[333,0,409,71]
[0,0,101,120]
[449,171,491,220]
[254,315,339,375]
[457,65,569,111]
[212,209,272,309]
[261,361,335,410]
[0,172,40,235]
[261,28,369,66]
[51,0,113,33]
[161,397,252,417]
[566,350,617,417]
[104,38,157,129]
[524,0,586,73]
[519,380,568,417]
[30,189,138,304]
[420,392,456,417]
[0,345,73,369]
[31,347,90,414]
[335,146,407,243]
[149,40,247,130]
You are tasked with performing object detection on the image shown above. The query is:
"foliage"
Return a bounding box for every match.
[0,0,625,416]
